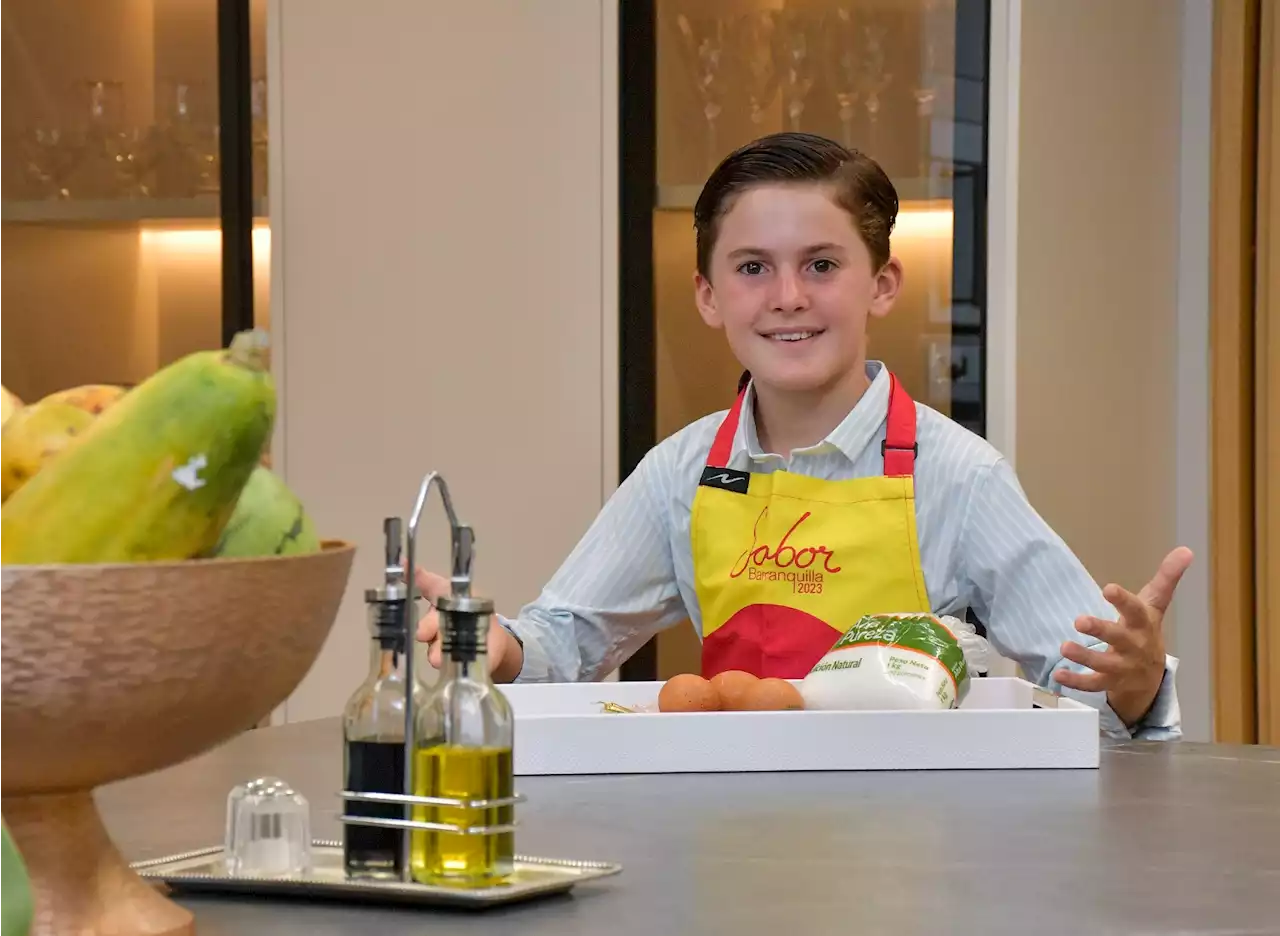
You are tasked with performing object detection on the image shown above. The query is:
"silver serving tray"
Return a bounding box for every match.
[132,840,621,909]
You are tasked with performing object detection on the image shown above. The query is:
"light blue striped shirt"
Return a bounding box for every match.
[503,361,1180,741]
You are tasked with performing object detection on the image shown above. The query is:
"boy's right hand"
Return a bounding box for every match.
[413,568,521,680]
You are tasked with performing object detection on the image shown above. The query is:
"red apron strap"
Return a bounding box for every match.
[882,373,918,477]
[706,388,747,469]
[708,374,915,473]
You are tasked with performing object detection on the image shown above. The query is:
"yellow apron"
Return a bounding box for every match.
[691,373,932,679]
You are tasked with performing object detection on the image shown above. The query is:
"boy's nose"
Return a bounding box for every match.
[770,269,809,313]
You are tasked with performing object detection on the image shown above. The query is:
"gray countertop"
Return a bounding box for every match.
[97,718,1280,936]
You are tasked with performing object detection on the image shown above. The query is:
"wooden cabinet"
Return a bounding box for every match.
[1,0,265,403]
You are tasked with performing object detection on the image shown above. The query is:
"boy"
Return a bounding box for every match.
[417,132,1190,741]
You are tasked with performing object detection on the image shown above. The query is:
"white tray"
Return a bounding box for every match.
[501,677,1099,775]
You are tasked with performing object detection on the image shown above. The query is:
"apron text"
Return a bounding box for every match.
[729,508,843,579]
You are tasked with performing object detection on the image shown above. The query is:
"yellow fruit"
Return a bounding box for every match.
[1,330,276,564]
[0,400,96,502]
[0,385,21,428]
[40,383,127,416]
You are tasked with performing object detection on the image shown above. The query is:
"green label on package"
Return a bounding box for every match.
[826,614,969,687]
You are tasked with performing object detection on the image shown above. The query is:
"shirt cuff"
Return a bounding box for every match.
[498,613,546,683]
[1052,654,1182,741]
[1126,655,1181,741]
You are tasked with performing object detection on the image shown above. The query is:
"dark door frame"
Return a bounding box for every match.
[216,0,257,346]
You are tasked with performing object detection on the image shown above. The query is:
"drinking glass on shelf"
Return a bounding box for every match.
[178,79,221,197]
[673,11,730,174]
[774,3,819,133]
[92,80,158,201]
[116,125,156,198]
[151,80,206,199]
[856,18,893,155]
[913,0,939,175]
[731,11,780,128]
[61,79,131,199]
[913,0,956,179]
[823,7,862,148]
[20,127,75,200]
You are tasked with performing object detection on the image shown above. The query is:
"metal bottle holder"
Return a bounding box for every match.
[336,470,527,885]
[129,476,620,907]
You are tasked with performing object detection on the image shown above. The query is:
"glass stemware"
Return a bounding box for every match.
[774,3,818,133]
[824,7,862,148]
[732,11,780,128]
[674,12,730,173]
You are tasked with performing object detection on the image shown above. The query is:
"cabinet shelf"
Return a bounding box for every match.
[1,197,268,224]
[655,177,953,211]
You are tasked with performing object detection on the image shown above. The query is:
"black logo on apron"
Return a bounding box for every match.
[699,466,751,494]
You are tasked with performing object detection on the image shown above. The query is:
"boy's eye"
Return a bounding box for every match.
[810,259,837,274]
[737,260,766,276]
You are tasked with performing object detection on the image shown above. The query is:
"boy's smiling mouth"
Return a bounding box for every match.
[760,329,825,343]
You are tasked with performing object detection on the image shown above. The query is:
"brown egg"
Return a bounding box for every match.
[710,670,760,711]
[658,673,721,713]
[742,678,805,711]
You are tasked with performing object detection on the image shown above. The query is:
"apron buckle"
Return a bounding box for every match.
[880,440,919,456]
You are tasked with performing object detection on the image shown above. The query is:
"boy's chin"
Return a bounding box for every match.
[748,367,842,396]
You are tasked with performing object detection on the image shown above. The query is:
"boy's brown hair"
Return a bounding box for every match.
[692,132,899,280]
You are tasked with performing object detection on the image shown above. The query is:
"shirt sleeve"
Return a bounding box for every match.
[957,458,1182,740]
[500,441,689,683]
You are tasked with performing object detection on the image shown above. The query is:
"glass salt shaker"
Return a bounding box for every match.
[225,776,312,876]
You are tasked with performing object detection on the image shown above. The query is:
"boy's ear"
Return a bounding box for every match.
[694,271,723,329]
[868,256,904,320]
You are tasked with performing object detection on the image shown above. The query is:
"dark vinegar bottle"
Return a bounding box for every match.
[341,518,423,879]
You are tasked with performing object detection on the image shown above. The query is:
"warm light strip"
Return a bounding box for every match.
[136,209,949,259]
[893,207,954,239]
[139,225,271,258]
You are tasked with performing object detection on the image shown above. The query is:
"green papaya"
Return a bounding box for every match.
[209,465,321,558]
[1,821,34,936]
[1,330,275,565]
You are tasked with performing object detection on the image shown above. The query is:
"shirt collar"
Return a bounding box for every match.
[739,360,892,464]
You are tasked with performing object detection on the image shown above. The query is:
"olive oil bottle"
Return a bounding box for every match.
[410,593,515,887]
[342,518,424,880]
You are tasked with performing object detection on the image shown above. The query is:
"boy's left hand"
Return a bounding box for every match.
[1054,547,1194,727]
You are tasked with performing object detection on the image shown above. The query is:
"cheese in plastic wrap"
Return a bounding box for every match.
[799,612,986,712]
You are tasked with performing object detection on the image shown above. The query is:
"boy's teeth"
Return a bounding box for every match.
[771,332,816,342]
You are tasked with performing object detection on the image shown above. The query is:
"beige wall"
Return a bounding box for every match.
[1014,5,1184,635]
[270,0,616,722]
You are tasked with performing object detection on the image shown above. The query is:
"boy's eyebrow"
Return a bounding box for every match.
[725,243,847,261]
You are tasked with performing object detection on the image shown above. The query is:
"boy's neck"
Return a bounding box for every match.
[752,361,872,457]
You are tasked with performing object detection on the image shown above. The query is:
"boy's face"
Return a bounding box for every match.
[693,183,901,397]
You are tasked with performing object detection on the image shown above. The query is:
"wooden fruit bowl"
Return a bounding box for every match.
[1,540,356,936]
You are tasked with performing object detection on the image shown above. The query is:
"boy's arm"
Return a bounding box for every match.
[499,444,689,683]
[957,459,1184,740]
